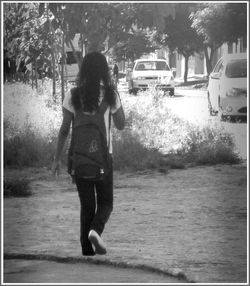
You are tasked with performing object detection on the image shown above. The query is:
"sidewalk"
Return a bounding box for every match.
[117,74,208,94]
[3,165,247,283]
[4,258,185,283]
[174,74,208,88]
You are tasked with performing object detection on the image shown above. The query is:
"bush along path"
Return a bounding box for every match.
[4,163,247,283]
[4,82,241,172]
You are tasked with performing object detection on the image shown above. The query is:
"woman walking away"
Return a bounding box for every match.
[52,52,125,256]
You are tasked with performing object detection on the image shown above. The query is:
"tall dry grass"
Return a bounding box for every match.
[4,81,67,167]
[112,87,240,170]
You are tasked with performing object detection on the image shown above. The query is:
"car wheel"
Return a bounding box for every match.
[219,112,227,121]
[133,89,138,95]
[207,92,215,116]
[169,88,175,96]
[217,96,227,121]
[129,88,137,95]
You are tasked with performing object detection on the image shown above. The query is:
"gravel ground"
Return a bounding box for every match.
[4,164,247,283]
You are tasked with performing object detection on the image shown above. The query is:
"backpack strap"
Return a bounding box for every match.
[98,98,112,153]
[107,108,111,153]
[99,99,109,114]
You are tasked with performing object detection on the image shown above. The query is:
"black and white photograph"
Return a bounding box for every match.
[1,1,248,284]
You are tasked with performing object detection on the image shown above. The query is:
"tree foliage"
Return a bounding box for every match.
[4,2,246,84]
[191,3,247,46]
[190,2,247,74]
[135,3,176,31]
[4,3,176,65]
[46,3,175,54]
[3,3,61,76]
[111,30,156,62]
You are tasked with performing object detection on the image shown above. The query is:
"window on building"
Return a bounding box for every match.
[240,37,247,53]
[228,43,233,54]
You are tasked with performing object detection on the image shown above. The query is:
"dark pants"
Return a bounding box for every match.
[76,165,113,255]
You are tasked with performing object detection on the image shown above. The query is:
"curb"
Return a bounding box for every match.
[4,252,195,283]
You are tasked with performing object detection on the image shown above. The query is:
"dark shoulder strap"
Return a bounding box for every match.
[99,99,109,114]
[99,98,111,150]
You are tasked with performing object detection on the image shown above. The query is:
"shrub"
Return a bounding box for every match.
[4,122,60,167]
[4,177,32,197]
[180,125,240,165]
[113,88,240,169]
[4,81,69,168]
[113,129,163,171]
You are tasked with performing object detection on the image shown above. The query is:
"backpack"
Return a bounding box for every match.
[68,98,111,182]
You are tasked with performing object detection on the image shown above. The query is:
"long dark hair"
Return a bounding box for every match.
[71,52,116,112]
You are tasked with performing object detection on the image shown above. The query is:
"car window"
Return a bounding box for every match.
[213,60,221,72]
[225,59,247,78]
[213,59,224,74]
[135,61,170,71]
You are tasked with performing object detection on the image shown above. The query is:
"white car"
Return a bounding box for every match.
[128,59,175,95]
[207,53,247,120]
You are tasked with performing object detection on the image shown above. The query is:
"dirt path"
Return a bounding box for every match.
[4,164,247,283]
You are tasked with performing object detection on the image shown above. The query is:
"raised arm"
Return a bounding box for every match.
[112,90,125,130]
[112,106,125,130]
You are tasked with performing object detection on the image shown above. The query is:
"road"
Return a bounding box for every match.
[118,82,247,160]
[173,88,247,161]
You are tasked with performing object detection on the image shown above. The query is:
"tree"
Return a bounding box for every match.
[4,2,177,88]
[135,3,176,31]
[160,3,203,82]
[112,29,157,62]
[47,3,176,62]
[3,3,60,91]
[190,3,247,74]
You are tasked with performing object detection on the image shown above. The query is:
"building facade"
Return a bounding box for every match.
[155,37,247,78]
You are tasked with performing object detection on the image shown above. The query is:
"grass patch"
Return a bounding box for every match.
[4,177,32,198]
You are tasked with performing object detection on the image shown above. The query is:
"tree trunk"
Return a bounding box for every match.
[31,62,34,89]
[61,31,65,104]
[69,40,81,70]
[35,60,38,89]
[80,33,84,56]
[204,47,211,76]
[47,3,56,97]
[51,33,56,98]
[204,46,215,76]
[184,55,189,83]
